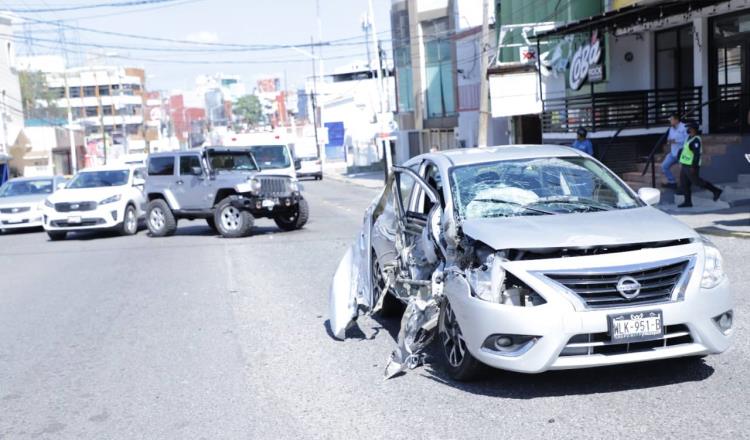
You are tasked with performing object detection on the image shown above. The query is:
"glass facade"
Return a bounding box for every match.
[423,17,455,118]
[391,5,413,112]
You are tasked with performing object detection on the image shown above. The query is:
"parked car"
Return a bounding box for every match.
[144,147,308,238]
[0,176,67,233]
[330,145,733,380]
[42,166,147,240]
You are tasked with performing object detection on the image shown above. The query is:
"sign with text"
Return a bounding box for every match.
[569,31,604,90]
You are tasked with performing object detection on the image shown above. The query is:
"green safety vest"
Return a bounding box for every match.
[679,136,701,166]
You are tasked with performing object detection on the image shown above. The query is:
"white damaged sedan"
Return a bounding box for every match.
[330,145,733,380]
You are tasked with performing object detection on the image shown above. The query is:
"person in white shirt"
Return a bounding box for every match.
[660,113,687,188]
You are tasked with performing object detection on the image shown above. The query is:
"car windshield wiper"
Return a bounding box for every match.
[472,198,555,215]
[529,196,613,211]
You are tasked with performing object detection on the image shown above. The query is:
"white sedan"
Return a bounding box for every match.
[330,145,733,380]
[0,176,66,233]
[42,166,147,240]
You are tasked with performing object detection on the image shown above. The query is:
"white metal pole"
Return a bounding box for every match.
[63,72,78,173]
[477,0,491,148]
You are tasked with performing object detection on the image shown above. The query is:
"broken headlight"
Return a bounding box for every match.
[466,253,546,306]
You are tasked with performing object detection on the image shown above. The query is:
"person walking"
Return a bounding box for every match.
[571,127,593,155]
[661,113,688,189]
[678,122,722,208]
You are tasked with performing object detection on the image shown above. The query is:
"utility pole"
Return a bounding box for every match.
[62,71,78,173]
[310,36,321,162]
[477,0,491,148]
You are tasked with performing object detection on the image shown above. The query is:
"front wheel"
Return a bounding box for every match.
[47,231,67,241]
[214,197,254,238]
[147,199,177,237]
[119,204,138,236]
[438,300,485,381]
[273,199,309,231]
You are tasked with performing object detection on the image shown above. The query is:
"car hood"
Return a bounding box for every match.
[48,187,125,203]
[0,194,48,207]
[256,168,295,178]
[460,206,698,250]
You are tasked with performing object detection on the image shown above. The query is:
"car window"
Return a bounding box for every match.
[422,162,444,213]
[179,155,202,175]
[148,156,175,176]
[68,170,130,188]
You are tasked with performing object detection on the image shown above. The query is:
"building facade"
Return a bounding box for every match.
[0,13,24,158]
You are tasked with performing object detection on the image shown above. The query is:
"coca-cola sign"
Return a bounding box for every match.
[569,31,603,90]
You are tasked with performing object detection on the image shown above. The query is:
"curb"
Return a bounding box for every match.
[324,172,384,189]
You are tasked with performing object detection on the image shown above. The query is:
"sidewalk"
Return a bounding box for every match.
[323,162,385,190]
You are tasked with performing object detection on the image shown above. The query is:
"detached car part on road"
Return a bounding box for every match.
[330,145,733,380]
[144,147,308,238]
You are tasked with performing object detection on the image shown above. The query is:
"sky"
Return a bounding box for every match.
[5,0,392,93]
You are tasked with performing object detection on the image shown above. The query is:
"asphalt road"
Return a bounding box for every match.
[0,178,747,439]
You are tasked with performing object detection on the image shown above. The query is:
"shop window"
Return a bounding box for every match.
[655,25,694,90]
[423,17,456,119]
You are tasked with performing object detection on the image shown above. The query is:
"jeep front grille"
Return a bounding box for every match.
[544,259,692,309]
[257,176,289,196]
[54,201,97,212]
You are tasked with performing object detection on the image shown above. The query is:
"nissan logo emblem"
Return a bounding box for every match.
[616,276,642,299]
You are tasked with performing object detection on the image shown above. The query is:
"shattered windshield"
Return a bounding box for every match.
[450,157,641,219]
[249,145,291,170]
[208,152,258,172]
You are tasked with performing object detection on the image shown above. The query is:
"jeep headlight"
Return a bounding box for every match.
[250,178,262,192]
[100,194,121,205]
[701,238,725,289]
[289,180,300,192]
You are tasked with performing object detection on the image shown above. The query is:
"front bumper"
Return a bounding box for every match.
[446,243,733,373]
[43,203,126,231]
[230,192,304,217]
[0,211,44,229]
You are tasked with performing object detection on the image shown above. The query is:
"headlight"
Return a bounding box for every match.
[250,178,262,192]
[100,194,121,205]
[467,252,545,306]
[289,180,300,192]
[44,198,53,208]
[701,238,725,289]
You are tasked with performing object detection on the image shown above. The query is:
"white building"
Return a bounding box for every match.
[0,13,24,157]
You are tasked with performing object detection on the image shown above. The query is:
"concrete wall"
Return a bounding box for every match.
[606,33,654,92]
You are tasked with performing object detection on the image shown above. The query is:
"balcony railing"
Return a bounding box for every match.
[542,87,702,133]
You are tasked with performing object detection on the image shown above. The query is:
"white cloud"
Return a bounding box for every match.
[185,31,219,44]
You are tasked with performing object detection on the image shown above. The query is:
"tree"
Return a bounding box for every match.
[233,95,263,126]
[19,71,64,121]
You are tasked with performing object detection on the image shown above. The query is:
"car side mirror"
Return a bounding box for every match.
[133,177,146,187]
[294,159,302,170]
[638,187,661,206]
[191,166,204,176]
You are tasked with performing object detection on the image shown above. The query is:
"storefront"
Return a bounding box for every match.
[711,10,750,132]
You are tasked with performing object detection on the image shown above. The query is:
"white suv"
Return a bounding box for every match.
[42,166,147,240]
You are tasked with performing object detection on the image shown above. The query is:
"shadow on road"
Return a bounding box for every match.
[421,353,714,398]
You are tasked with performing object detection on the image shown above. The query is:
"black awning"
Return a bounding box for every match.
[537,0,727,38]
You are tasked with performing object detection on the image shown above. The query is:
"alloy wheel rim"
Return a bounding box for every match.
[220,206,241,231]
[150,207,165,230]
[126,208,136,232]
[439,301,466,367]
[372,254,385,302]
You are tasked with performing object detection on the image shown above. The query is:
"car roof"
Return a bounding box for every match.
[415,144,585,168]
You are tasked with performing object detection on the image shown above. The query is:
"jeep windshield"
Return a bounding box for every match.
[208,151,259,172]
[249,145,291,170]
[450,156,642,219]
[67,170,129,188]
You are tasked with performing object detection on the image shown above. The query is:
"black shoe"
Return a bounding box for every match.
[713,189,723,202]
[677,202,693,208]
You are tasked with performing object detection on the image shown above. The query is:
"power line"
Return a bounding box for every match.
[6,0,182,13]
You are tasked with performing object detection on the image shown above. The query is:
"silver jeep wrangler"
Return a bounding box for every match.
[144,147,308,238]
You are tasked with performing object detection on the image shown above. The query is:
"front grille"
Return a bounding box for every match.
[50,218,105,227]
[54,201,97,213]
[545,259,690,309]
[0,207,31,214]
[560,324,693,356]
[257,176,290,196]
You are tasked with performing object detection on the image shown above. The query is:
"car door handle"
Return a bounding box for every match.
[175,180,184,185]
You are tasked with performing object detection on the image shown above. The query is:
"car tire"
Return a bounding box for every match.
[273,198,309,231]
[119,204,138,236]
[214,197,254,238]
[147,199,177,237]
[206,217,218,232]
[47,231,67,241]
[438,299,486,381]
[372,250,403,317]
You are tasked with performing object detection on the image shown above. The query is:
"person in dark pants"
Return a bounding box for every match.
[678,122,722,208]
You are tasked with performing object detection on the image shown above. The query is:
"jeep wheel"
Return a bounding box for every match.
[214,197,254,238]
[47,231,67,241]
[120,204,138,236]
[273,198,309,231]
[438,299,485,381]
[147,199,177,237]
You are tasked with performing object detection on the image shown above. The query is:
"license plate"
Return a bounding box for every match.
[67,216,82,224]
[261,199,275,209]
[608,310,664,343]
